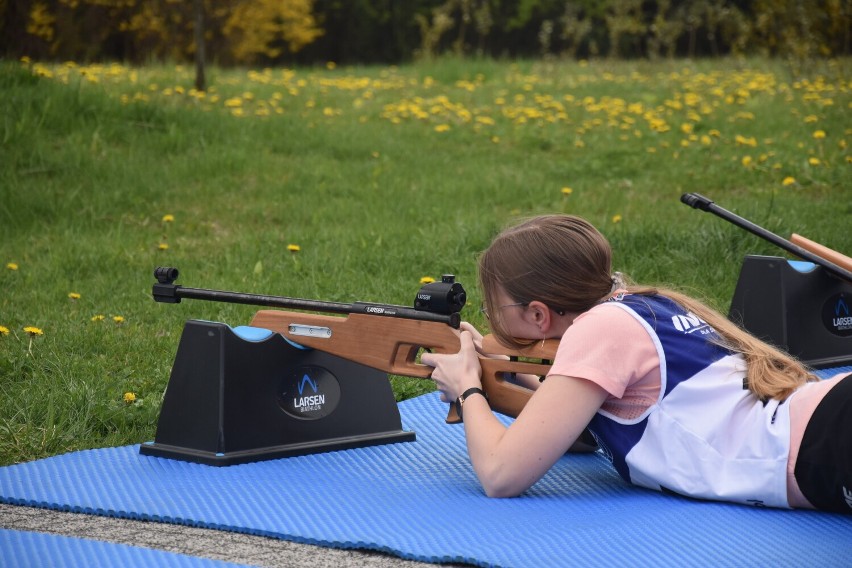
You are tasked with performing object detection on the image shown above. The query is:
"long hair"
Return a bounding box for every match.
[478,215,817,401]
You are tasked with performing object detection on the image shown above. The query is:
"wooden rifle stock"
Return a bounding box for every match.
[251,310,558,423]
[790,234,852,274]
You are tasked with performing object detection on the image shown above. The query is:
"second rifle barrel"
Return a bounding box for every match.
[681,193,852,282]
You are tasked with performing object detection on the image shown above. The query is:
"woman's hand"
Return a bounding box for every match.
[421,330,482,403]
[459,321,486,353]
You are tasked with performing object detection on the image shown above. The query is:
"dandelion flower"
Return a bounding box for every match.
[808,157,821,166]
[124,392,137,404]
[68,292,81,300]
[158,243,169,251]
[0,325,9,336]
[91,314,105,322]
[113,316,125,324]
[420,277,436,284]
[782,177,796,186]
[561,187,573,196]
[6,262,18,270]
[287,244,301,252]
[23,326,43,336]
[742,156,753,167]
[162,214,175,223]
[612,214,623,224]
[813,130,826,139]
[434,124,451,133]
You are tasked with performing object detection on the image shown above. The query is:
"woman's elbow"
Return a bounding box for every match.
[478,466,530,498]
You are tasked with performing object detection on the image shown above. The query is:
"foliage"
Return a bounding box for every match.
[2,0,850,64]
[3,0,322,65]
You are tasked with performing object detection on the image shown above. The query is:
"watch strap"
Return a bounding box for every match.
[455,387,487,421]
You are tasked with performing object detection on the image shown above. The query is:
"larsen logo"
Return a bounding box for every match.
[671,312,713,335]
[822,293,852,337]
[277,365,341,420]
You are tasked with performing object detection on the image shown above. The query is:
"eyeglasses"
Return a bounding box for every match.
[480,301,566,319]
[479,302,528,320]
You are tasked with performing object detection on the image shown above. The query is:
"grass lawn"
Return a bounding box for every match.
[1,55,849,465]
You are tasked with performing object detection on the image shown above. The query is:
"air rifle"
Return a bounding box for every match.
[152,267,554,424]
[681,193,852,283]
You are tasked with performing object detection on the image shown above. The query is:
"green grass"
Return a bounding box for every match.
[1,56,849,466]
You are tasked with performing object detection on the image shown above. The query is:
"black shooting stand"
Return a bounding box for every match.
[140,320,414,466]
[139,267,467,466]
[682,194,852,369]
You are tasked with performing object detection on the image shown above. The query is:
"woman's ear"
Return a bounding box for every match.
[526,300,552,332]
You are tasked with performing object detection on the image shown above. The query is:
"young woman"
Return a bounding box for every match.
[421,214,851,513]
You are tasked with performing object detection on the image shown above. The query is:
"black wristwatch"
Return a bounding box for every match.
[455,387,487,421]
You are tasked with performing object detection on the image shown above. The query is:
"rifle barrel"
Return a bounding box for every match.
[153,272,461,327]
[681,193,852,282]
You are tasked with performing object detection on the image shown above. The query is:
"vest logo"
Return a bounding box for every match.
[822,293,852,337]
[278,365,341,420]
[671,312,713,335]
[843,486,852,510]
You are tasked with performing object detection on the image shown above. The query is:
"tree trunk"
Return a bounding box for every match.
[194,0,206,92]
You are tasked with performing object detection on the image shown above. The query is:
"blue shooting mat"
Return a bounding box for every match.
[0,528,243,567]
[1,368,851,568]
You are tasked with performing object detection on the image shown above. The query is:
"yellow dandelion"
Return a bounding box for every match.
[804,115,818,123]
[813,130,826,139]
[420,276,436,284]
[91,314,105,322]
[742,156,753,167]
[0,325,9,336]
[434,124,451,133]
[162,214,175,223]
[123,392,137,404]
[287,244,301,252]
[782,176,796,186]
[68,292,81,300]
[326,61,336,70]
[491,136,500,144]
[612,214,623,224]
[23,326,43,337]
[158,243,169,251]
[561,187,573,196]
[6,262,18,270]
[808,157,821,166]
[113,316,125,324]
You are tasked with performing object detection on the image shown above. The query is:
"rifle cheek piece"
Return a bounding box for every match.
[415,274,467,316]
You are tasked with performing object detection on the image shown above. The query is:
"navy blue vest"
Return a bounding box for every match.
[587,294,733,483]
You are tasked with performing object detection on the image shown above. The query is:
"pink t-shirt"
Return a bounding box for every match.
[547,300,839,509]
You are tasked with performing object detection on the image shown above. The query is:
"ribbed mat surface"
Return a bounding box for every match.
[0,528,244,567]
[1,378,851,568]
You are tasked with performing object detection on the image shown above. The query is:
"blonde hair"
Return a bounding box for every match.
[479,215,817,401]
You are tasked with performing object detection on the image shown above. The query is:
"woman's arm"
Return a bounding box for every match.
[461,373,608,497]
[423,332,608,497]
